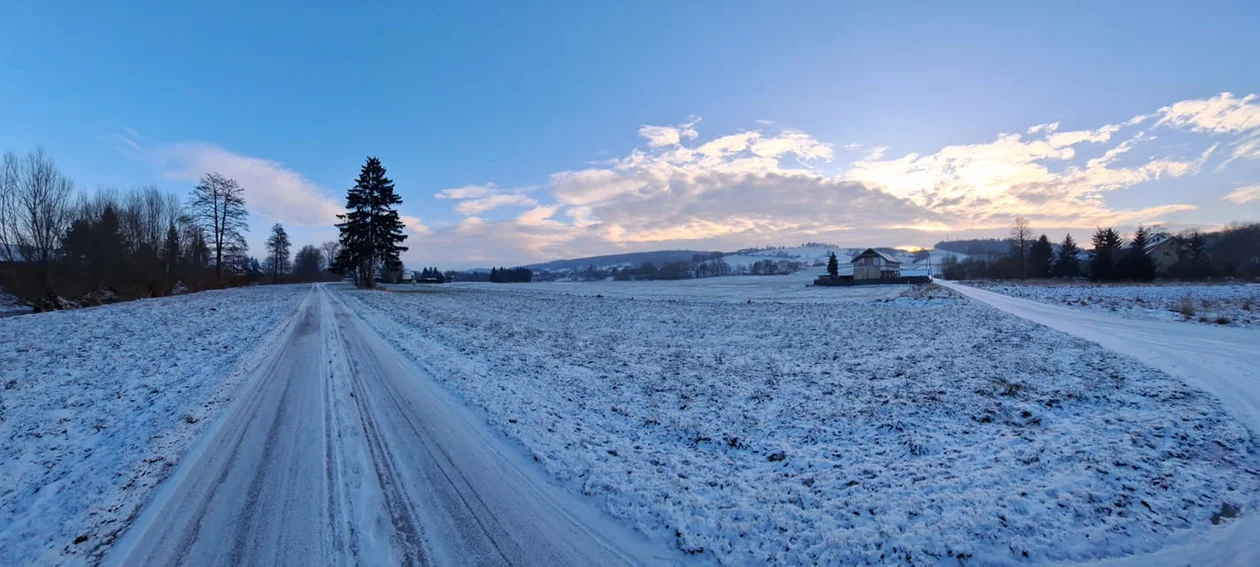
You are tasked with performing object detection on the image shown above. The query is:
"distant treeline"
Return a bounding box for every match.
[939,219,1260,282]
[415,267,445,282]
[0,147,340,311]
[525,252,804,282]
[489,266,533,283]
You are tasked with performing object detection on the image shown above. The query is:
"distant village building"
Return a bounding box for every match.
[813,248,927,286]
[851,248,902,280]
[1144,232,1179,275]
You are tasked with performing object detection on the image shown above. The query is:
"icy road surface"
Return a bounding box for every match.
[105,285,671,566]
[941,280,1260,567]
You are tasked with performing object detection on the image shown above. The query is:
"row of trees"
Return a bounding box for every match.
[0,147,345,309]
[941,216,1260,282]
[534,253,804,283]
[416,267,445,282]
[489,266,533,283]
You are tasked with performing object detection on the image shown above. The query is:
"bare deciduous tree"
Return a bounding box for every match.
[1009,216,1032,279]
[124,186,182,255]
[293,245,323,281]
[188,173,248,277]
[14,148,74,284]
[265,223,291,283]
[319,240,341,271]
[0,152,19,264]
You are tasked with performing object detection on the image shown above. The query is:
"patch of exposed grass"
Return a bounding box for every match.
[1178,296,1196,320]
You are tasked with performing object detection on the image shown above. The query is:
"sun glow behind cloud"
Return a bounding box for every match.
[417,93,1260,265]
[126,93,1260,267]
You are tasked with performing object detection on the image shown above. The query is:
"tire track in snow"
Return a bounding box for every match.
[106,284,675,566]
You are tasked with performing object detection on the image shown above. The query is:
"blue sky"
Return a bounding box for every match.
[2,1,1259,268]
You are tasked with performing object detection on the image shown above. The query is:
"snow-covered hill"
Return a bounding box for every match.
[520,244,968,276]
[719,245,968,275]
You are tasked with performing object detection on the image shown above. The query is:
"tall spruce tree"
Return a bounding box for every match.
[1122,225,1156,281]
[1090,227,1124,282]
[1054,234,1081,277]
[1028,234,1054,278]
[335,157,409,287]
[826,252,839,278]
[163,222,181,276]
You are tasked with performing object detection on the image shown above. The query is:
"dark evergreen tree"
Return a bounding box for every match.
[1122,225,1156,281]
[163,222,181,276]
[62,204,126,288]
[826,252,839,278]
[1053,234,1081,277]
[1090,227,1124,281]
[1028,234,1053,278]
[335,157,409,287]
[490,266,532,283]
[184,227,210,274]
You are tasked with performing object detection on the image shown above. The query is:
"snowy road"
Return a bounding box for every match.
[105,285,668,566]
[941,280,1260,566]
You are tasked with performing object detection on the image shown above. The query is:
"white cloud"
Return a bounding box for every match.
[1156,92,1260,134]
[436,183,500,199]
[751,130,833,161]
[153,142,344,226]
[454,193,538,215]
[1217,135,1260,171]
[1027,122,1059,135]
[436,182,540,215]
[1222,184,1260,205]
[638,117,700,147]
[844,116,1217,229]
[1045,123,1120,147]
[400,214,432,236]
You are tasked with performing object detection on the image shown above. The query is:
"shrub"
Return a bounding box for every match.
[1178,297,1196,319]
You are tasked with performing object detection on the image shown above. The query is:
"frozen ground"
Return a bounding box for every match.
[966,281,1260,329]
[0,285,308,565]
[339,280,1260,565]
[940,281,1260,566]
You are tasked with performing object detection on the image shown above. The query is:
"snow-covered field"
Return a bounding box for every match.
[0,285,308,565]
[338,281,1260,565]
[967,281,1260,329]
[423,269,910,303]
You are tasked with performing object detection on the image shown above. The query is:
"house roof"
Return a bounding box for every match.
[851,248,901,265]
[1144,232,1175,253]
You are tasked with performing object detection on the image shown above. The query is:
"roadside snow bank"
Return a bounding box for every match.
[0,287,30,318]
[337,284,1260,565]
[0,284,308,565]
[967,281,1260,329]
